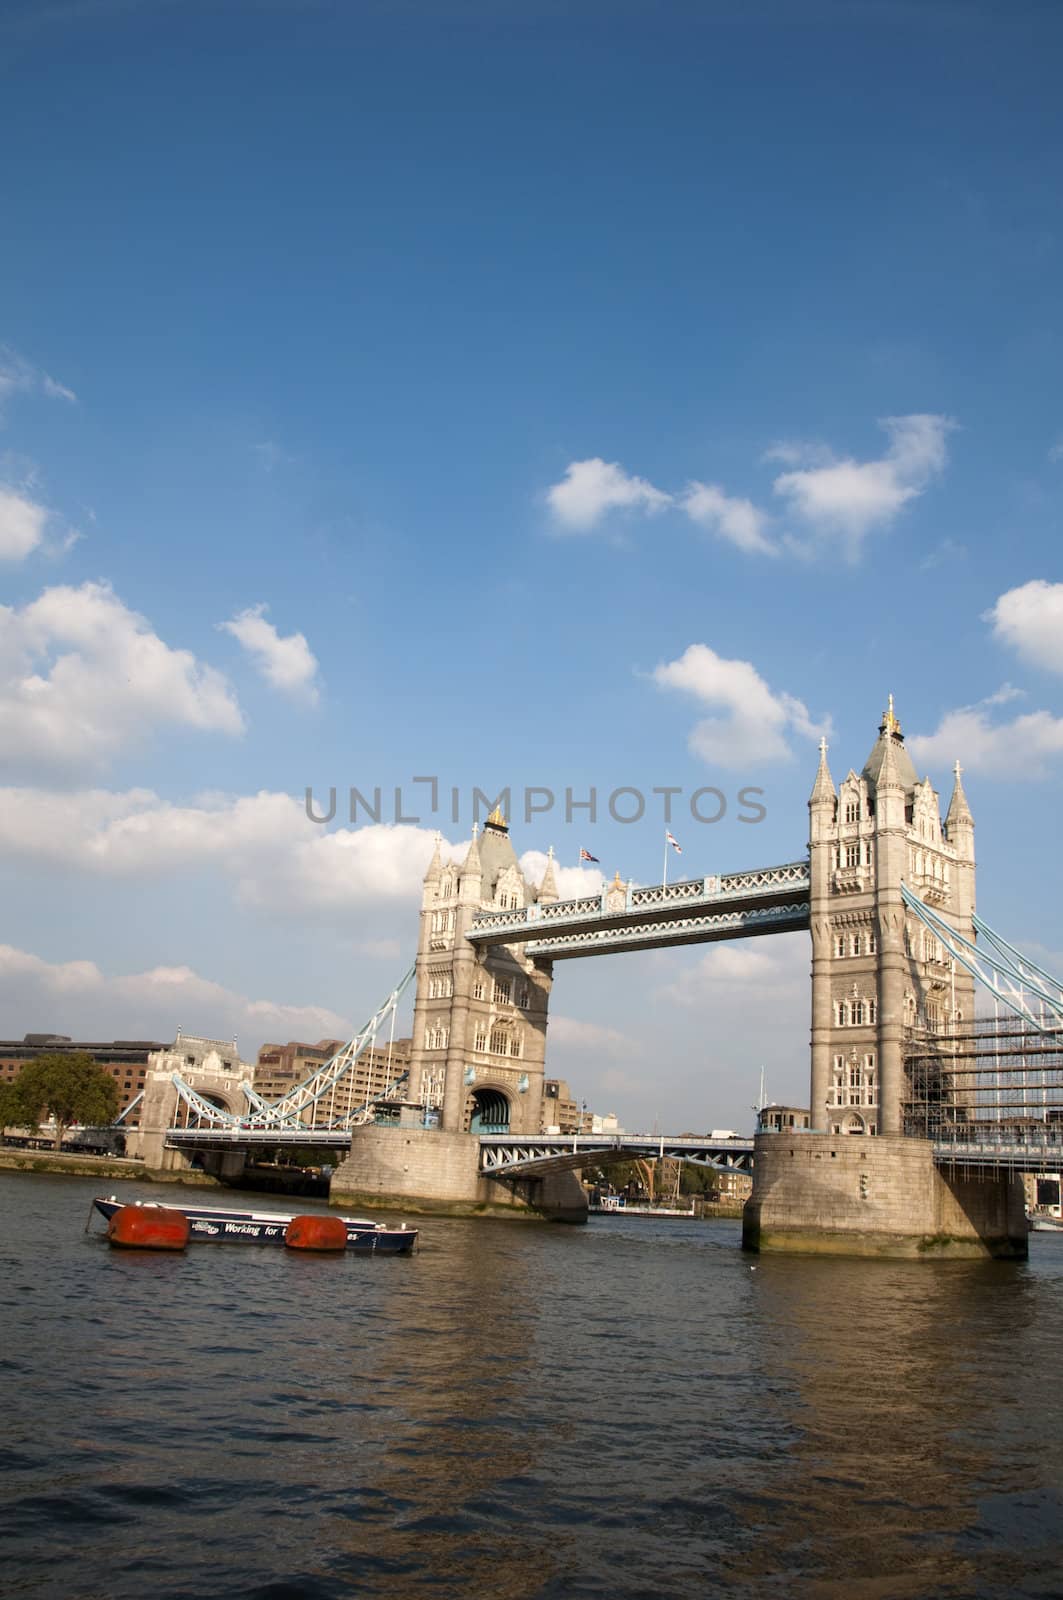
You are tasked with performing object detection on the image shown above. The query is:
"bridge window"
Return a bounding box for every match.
[489,1027,508,1054]
[473,977,486,1000]
[854,1000,866,1025]
[493,978,511,1005]
[835,934,847,957]
[845,801,859,823]
[508,1033,523,1058]
[864,841,873,866]
[868,999,877,1024]
[517,983,530,1008]
[845,844,860,868]
[836,1001,849,1025]
[425,1023,450,1050]
[851,933,862,956]
[473,1027,487,1052]
[427,970,453,1000]
[867,930,877,954]
[432,908,453,934]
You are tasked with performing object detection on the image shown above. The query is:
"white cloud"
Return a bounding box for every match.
[220,603,320,703]
[679,482,775,555]
[546,457,672,532]
[909,691,1063,779]
[0,484,48,561]
[0,581,244,774]
[1049,436,1063,464]
[653,643,830,768]
[549,1015,636,1057]
[771,413,954,557]
[519,848,604,899]
[0,943,350,1058]
[0,347,77,411]
[986,580,1063,675]
[0,785,469,914]
[658,935,807,1009]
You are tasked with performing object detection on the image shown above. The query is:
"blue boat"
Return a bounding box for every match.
[93,1196,417,1254]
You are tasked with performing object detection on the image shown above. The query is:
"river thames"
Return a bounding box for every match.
[2,1172,1062,1598]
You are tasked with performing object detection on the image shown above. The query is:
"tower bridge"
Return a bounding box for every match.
[123,700,1063,1255]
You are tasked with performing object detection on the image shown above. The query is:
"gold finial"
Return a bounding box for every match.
[486,804,507,828]
[882,693,901,736]
[612,869,624,887]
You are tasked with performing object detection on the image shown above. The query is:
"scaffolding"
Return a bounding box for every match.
[904,1016,1063,1151]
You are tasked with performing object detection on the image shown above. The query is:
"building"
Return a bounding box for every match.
[541,1077,580,1133]
[254,1036,412,1125]
[808,699,976,1137]
[0,1033,166,1114]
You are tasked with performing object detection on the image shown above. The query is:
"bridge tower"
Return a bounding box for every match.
[406,809,555,1135]
[746,699,1025,1258]
[808,699,976,1137]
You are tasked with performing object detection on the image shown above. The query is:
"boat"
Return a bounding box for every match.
[1028,1212,1063,1233]
[92,1196,417,1254]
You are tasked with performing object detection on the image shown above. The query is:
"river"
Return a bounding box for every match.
[1,1172,1062,1598]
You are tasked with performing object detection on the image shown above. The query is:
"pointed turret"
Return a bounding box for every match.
[946,761,974,830]
[460,823,482,887]
[538,845,559,906]
[876,721,904,789]
[423,833,442,884]
[809,736,836,807]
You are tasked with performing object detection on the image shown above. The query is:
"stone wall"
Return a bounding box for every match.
[329,1124,587,1221]
[743,1132,1027,1258]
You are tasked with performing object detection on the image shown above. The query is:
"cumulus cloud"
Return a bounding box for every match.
[771,413,954,558]
[545,457,672,532]
[0,484,48,561]
[909,695,1063,779]
[220,603,320,703]
[658,934,808,1008]
[653,643,831,768]
[986,580,1063,675]
[679,482,775,555]
[0,581,244,774]
[549,1015,637,1056]
[0,943,350,1058]
[0,785,470,914]
[519,848,604,899]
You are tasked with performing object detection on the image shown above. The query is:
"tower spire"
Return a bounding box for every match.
[809,735,836,806]
[538,844,559,905]
[946,759,974,832]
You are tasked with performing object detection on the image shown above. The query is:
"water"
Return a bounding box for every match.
[2,1172,1063,1599]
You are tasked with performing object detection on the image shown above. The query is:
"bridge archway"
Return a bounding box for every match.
[843,1113,866,1135]
[468,1087,510,1134]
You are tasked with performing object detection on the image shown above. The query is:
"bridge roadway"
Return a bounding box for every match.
[161,1125,1061,1177]
[465,862,811,959]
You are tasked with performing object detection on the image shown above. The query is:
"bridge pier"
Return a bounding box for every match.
[329,1124,588,1222]
[743,1133,1027,1259]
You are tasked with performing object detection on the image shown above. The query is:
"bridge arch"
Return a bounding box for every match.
[467,1086,511,1134]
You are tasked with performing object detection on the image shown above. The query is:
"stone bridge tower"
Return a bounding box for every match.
[406,808,556,1136]
[747,699,1023,1258]
[808,699,976,1138]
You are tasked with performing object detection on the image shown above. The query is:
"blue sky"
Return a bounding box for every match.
[1,0,1061,1130]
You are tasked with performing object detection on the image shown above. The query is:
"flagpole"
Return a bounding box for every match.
[662,830,668,888]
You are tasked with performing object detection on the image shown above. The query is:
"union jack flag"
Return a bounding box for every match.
[666,831,682,854]
[579,848,600,863]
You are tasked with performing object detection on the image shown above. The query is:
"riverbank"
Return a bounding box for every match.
[0,1150,221,1185]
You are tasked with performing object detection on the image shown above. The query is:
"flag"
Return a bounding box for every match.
[579,847,600,863]
[666,831,682,854]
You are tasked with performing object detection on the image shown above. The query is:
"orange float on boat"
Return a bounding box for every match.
[107,1204,190,1251]
[284,1214,348,1252]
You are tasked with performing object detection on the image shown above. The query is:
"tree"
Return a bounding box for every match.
[12,1053,120,1152]
[0,1080,26,1134]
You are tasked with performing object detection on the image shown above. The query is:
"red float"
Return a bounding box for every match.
[284,1214,348,1252]
[107,1205,190,1251]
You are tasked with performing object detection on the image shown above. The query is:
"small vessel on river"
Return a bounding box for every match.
[92,1196,417,1254]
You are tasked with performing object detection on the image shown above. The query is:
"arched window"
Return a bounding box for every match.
[836,1001,849,1026]
[851,933,862,957]
[868,999,877,1024]
[835,934,847,958]
[473,1027,487,1052]
[854,1000,866,1025]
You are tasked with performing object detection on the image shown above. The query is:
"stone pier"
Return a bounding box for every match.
[743,1132,1027,1258]
[329,1124,587,1222]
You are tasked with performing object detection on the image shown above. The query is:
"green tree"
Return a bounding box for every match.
[12,1053,120,1151]
[0,1080,27,1133]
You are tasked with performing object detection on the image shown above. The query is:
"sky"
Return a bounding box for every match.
[1,0,1061,1132]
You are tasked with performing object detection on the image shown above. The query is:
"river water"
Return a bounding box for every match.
[2,1172,1062,1599]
